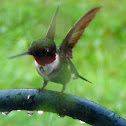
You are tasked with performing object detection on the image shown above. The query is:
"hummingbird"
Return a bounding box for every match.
[9,6,101,92]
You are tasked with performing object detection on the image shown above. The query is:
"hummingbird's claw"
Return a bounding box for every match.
[38,88,45,93]
[60,84,66,93]
[38,80,48,92]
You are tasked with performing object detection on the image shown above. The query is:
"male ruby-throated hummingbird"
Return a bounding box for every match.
[9,7,101,92]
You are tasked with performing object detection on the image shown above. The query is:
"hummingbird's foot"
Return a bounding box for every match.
[60,84,66,93]
[38,80,48,92]
[38,87,45,92]
[60,90,64,94]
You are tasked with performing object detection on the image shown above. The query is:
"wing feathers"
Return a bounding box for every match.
[46,7,59,40]
[59,7,101,58]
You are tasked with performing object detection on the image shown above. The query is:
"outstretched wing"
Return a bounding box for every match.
[59,7,101,58]
[46,6,59,40]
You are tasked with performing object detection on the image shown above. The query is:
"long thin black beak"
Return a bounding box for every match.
[8,50,29,59]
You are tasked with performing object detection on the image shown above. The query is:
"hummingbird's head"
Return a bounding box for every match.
[29,38,56,66]
[9,38,57,66]
[29,38,56,57]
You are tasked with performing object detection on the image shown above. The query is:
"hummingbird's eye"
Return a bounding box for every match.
[46,48,49,52]
[39,48,50,55]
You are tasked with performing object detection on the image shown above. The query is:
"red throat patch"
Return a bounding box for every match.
[34,54,56,66]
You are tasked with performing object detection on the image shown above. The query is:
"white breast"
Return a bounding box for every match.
[35,54,60,75]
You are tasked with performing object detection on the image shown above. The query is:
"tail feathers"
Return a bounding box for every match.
[79,75,92,84]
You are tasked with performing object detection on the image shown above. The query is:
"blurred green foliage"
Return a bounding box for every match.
[0,0,126,126]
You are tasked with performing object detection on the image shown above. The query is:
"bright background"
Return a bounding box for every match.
[0,0,126,126]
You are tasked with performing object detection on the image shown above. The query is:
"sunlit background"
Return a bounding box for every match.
[0,0,126,126]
